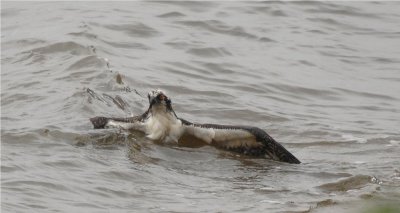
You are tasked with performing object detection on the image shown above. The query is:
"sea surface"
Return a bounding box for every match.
[1,1,400,212]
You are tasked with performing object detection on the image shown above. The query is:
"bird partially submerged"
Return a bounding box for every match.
[90,89,301,164]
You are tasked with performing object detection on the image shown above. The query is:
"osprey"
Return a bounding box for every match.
[90,89,300,164]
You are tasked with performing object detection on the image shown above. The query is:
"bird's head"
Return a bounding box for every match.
[147,89,173,112]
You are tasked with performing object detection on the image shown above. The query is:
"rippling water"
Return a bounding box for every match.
[2,1,400,212]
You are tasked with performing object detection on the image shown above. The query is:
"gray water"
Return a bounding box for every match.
[2,1,400,212]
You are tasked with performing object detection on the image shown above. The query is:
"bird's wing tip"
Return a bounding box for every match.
[90,116,109,129]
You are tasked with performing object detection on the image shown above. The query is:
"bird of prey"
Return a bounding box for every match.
[90,89,300,164]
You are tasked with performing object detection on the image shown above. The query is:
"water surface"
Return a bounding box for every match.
[2,1,400,212]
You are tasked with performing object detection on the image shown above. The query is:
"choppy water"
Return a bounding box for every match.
[2,1,400,212]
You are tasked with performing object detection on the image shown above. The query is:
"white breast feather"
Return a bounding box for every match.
[145,112,183,143]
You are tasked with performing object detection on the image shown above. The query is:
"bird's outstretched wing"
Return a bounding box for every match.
[90,111,148,131]
[179,118,301,164]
